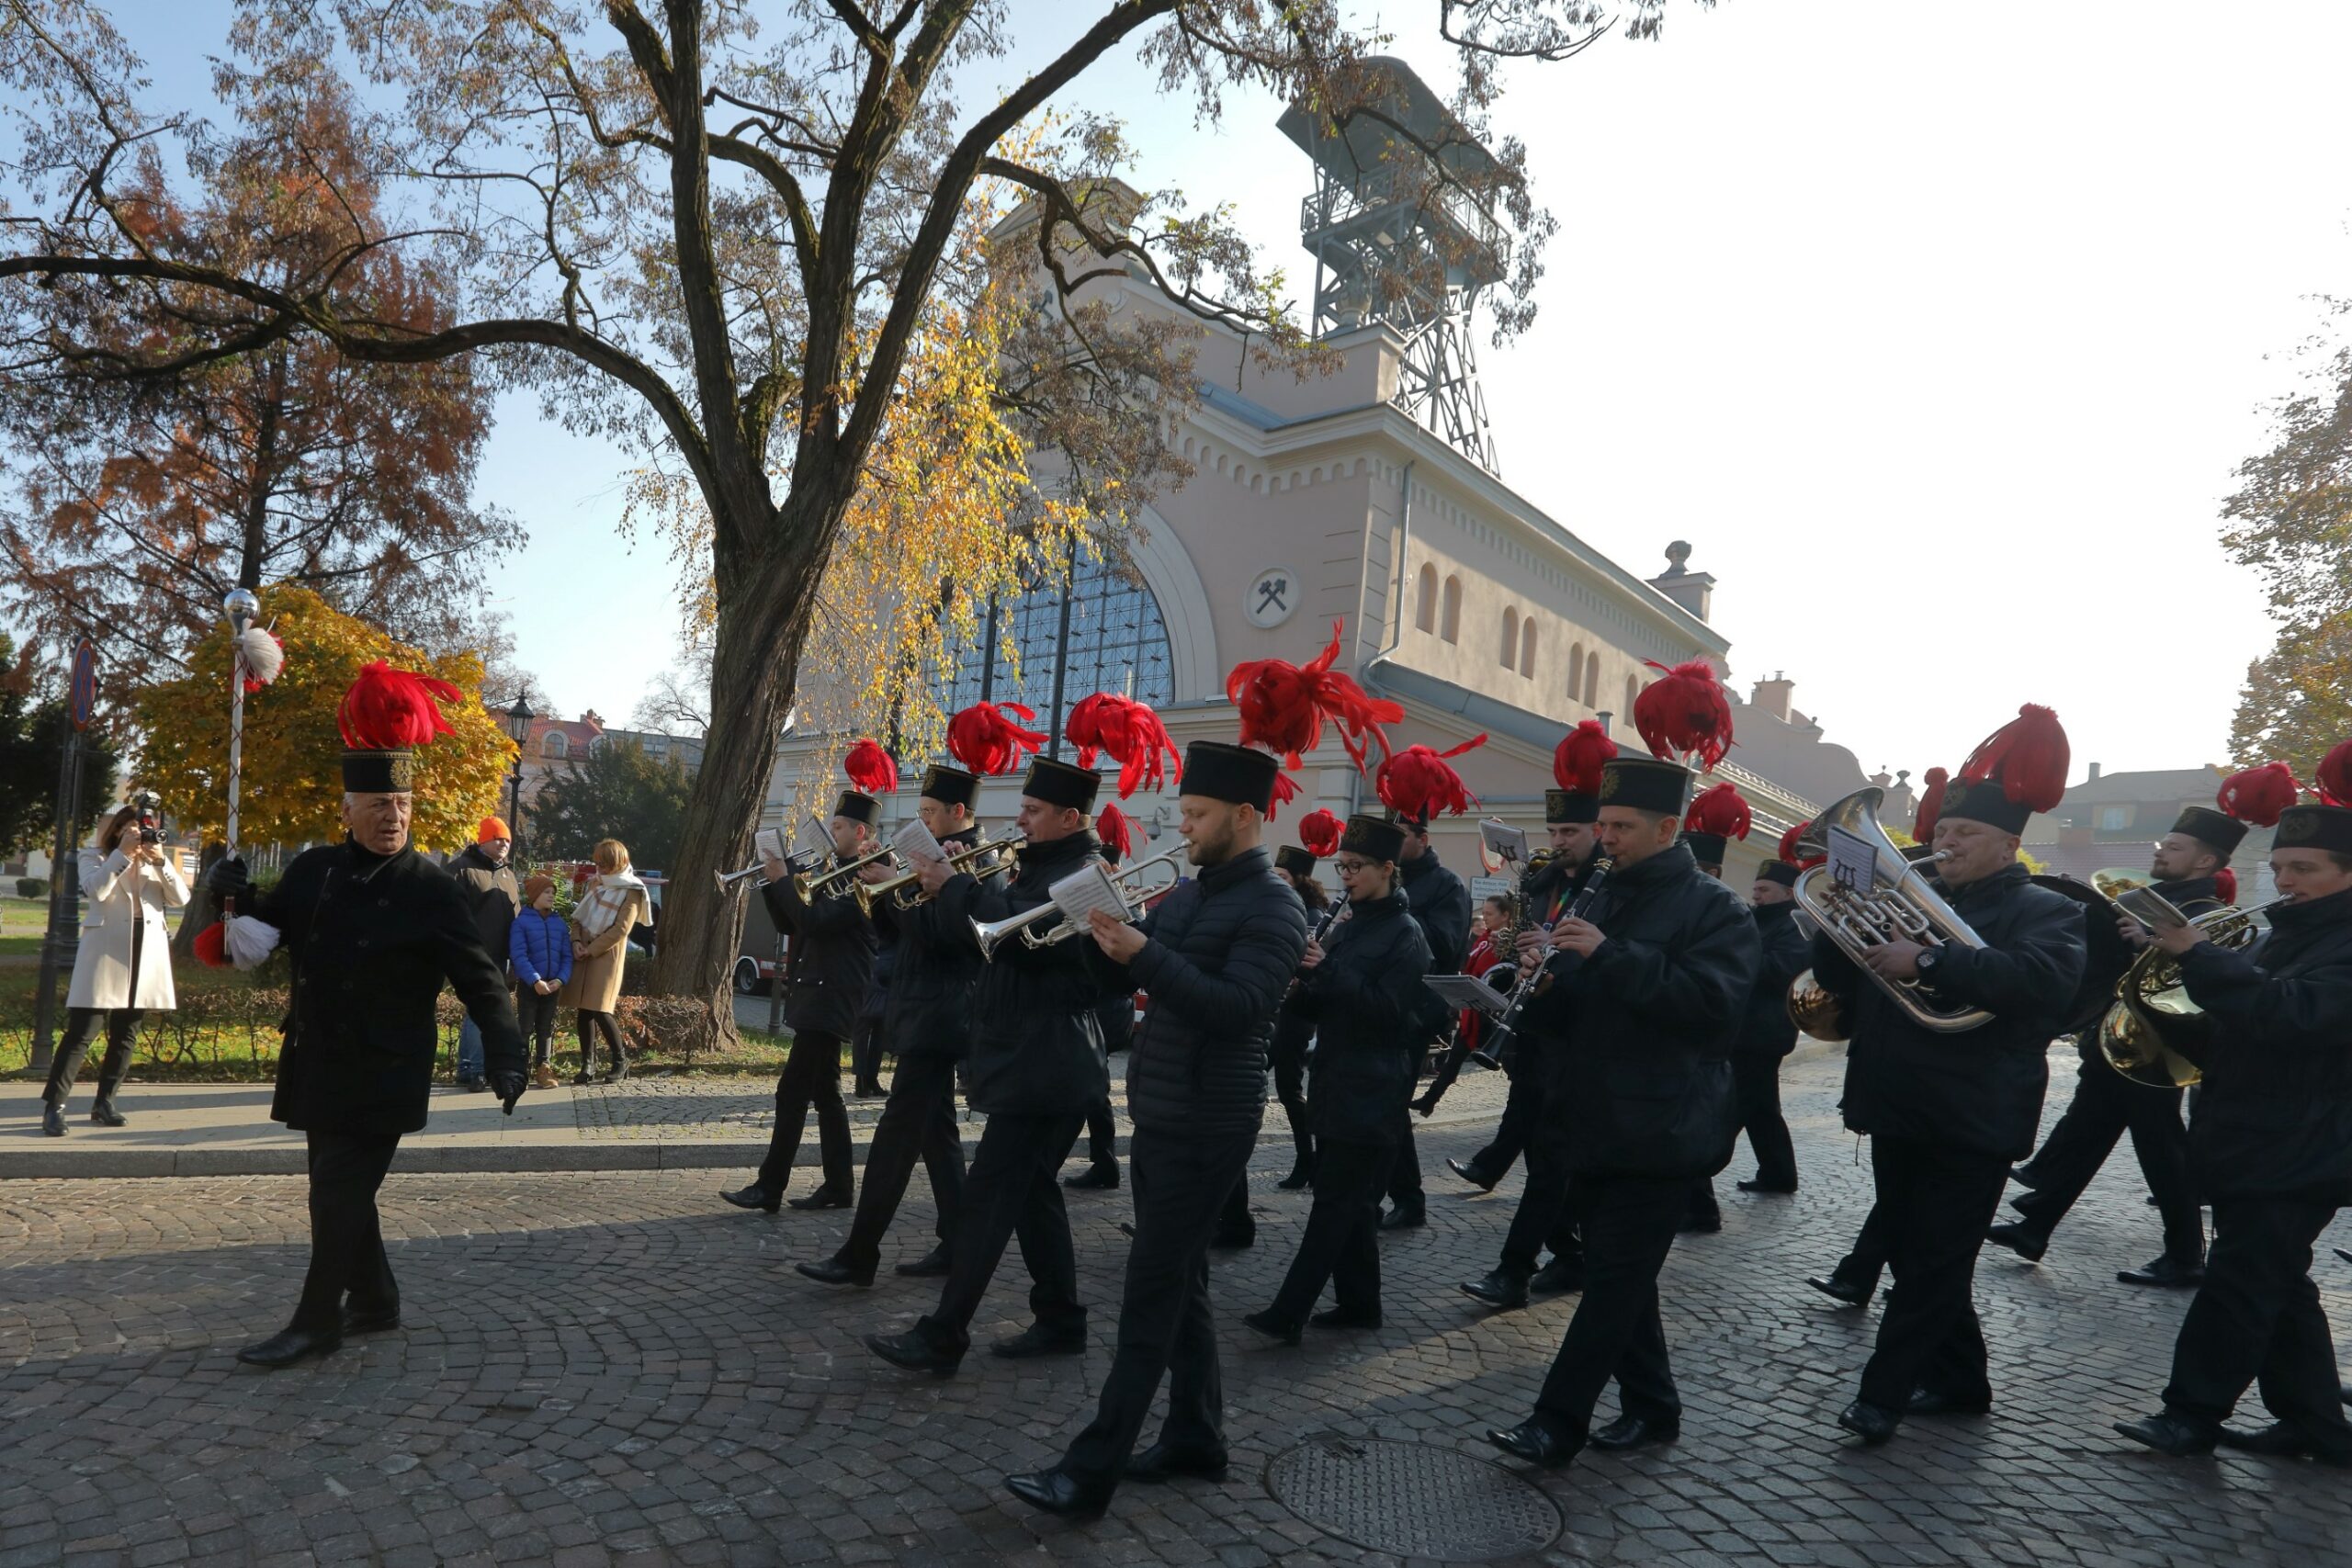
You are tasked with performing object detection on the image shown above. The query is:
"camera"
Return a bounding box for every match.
[131,791,164,846]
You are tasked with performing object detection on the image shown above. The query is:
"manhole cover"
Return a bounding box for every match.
[1268,1438,1561,1561]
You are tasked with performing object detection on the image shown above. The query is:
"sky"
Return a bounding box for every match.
[38,0,2352,781]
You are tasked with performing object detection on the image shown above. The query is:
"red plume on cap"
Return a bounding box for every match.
[1065,694,1118,768]
[1552,719,1617,796]
[1069,693,1182,799]
[1776,819,1808,863]
[843,739,899,796]
[1298,808,1344,858]
[946,701,1045,777]
[1226,621,1403,773]
[2217,761,2299,827]
[2317,740,2352,808]
[2214,866,2239,905]
[1912,766,1951,842]
[1094,803,1135,862]
[1375,735,1487,822]
[1685,783,1752,840]
[1633,660,1735,771]
[1959,705,2069,813]
[337,661,459,750]
[1267,769,1300,821]
[194,920,231,969]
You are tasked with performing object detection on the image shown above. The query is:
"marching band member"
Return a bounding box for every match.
[1730,858,1811,1196]
[1378,791,1474,1230]
[1677,782,1754,1234]
[1270,842,1330,1189]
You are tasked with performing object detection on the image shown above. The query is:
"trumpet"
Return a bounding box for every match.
[854,835,1019,915]
[968,844,1188,960]
[794,842,899,903]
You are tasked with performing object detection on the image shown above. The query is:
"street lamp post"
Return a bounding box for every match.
[503,695,535,860]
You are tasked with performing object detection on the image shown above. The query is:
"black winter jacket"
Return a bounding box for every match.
[763,874,876,1040]
[874,827,983,1061]
[1736,901,1814,1057]
[1826,861,2086,1160]
[448,842,520,971]
[1400,845,1472,1042]
[933,829,1113,1116]
[1520,843,1760,1179]
[1291,889,1431,1143]
[250,840,525,1135]
[1084,845,1306,1135]
[2177,886,2352,1201]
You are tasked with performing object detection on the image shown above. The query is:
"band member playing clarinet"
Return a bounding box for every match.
[2115,762,2352,1466]
[1006,741,1305,1518]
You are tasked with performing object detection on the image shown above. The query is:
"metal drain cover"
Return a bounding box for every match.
[1268,1438,1562,1560]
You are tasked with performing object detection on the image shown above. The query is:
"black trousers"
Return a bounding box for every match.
[2011,1062,2201,1264]
[1386,1111,1426,1207]
[1268,1135,1392,1324]
[1733,1051,1798,1190]
[1532,1174,1687,1437]
[1079,1093,1117,1170]
[1857,1136,2011,1410]
[841,1052,966,1270]
[916,1111,1085,1351]
[1272,1037,1312,1167]
[851,1015,887,1090]
[40,1007,142,1106]
[1061,1125,1261,1486]
[1466,1066,1543,1182]
[2164,1194,2352,1448]
[291,1129,403,1333]
[1833,1199,1893,1290]
[1500,1111,1584,1276]
[1218,1172,1255,1242]
[756,1029,854,1198]
[520,990,560,1066]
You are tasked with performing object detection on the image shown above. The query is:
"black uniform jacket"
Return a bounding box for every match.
[1520,842,1760,1179]
[1736,901,1815,1058]
[873,827,982,1062]
[2068,875,2222,1066]
[1826,861,2086,1160]
[933,829,1112,1117]
[1504,850,1597,1079]
[1400,845,1472,1040]
[2177,886,2352,1201]
[1289,888,1432,1143]
[1083,844,1306,1136]
[763,873,877,1040]
[251,839,525,1136]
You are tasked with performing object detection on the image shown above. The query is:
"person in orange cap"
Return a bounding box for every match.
[448,816,521,1090]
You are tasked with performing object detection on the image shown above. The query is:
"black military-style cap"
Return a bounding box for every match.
[1273,845,1317,879]
[1679,830,1727,867]
[833,790,880,827]
[2275,804,2352,857]
[920,763,978,811]
[1182,740,1281,812]
[1758,861,1802,887]
[2171,805,2248,859]
[1545,787,1599,826]
[1938,776,2036,836]
[1598,757,1692,817]
[1022,755,1101,814]
[1340,814,1408,863]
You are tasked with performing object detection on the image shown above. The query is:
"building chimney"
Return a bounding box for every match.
[2087,761,2101,782]
[1751,671,1794,724]
[1646,541,1716,622]
[1596,710,1613,737]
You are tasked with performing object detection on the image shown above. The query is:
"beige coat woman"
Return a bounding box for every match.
[67,840,192,1010]
[560,873,648,1013]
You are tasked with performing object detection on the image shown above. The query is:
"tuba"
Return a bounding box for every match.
[1788,786,1993,1034]
[2095,877,2284,1089]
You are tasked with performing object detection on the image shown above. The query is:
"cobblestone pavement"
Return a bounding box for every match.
[3,1052,2348,1567]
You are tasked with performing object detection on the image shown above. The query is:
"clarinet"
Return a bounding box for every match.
[1285,895,1351,1001]
[1483,856,1613,1054]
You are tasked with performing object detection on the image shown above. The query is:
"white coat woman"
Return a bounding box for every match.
[40,803,190,1134]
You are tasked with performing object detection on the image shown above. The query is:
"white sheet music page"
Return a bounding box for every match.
[1826,826,1879,894]
[753,827,786,863]
[793,816,832,862]
[1048,862,1129,929]
[892,817,946,863]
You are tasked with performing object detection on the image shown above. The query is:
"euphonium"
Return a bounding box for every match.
[1788,786,1993,1035]
[2097,888,2286,1089]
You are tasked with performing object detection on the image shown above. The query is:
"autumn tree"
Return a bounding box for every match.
[2,0,1661,1044]
[529,736,694,871]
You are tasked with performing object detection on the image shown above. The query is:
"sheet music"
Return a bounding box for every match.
[1048,862,1130,929]
[754,827,787,864]
[892,817,946,863]
[1480,818,1528,865]
[792,816,831,863]
[1425,973,1511,1020]
[1826,826,1878,894]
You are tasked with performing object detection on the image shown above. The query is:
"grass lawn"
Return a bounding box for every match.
[0,898,48,957]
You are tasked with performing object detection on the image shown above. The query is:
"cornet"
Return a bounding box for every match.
[968,844,1188,960]
[854,835,1018,916]
[794,843,900,903]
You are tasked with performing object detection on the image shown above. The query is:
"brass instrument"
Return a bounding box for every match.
[2097,881,2287,1089]
[714,832,828,896]
[793,842,899,903]
[854,835,1018,915]
[1788,786,1993,1035]
[1785,968,1849,1043]
[968,844,1188,960]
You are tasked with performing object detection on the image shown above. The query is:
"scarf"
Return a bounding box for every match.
[575,868,645,938]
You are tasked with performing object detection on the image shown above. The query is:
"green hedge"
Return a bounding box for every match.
[15,878,46,898]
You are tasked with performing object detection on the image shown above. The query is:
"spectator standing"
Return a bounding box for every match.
[510,875,575,1089]
[561,840,649,1083]
[448,818,521,1090]
[40,803,190,1134]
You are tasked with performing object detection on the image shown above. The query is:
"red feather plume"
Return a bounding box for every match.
[1777,819,1808,864]
[1298,808,1344,858]
[1068,692,1182,799]
[843,739,899,796]
[336,661,460,750]
[1552,719,1617,796]
[194,920,230,969]
[946,701,1046,777]
[2214,866,2239,905]
[1375,735,1487,822]
[1065,693,1119,769]
[2317,740,2352,808]
[1093,803,1135,862]
[1633,660,1735,770]
[1958,704,2069,813]
[1912,766,1951,842]
[1226,621,1403,773]
[1267,769,1300,821]
[1685,783,1752,840]
[2216,761,2299,828]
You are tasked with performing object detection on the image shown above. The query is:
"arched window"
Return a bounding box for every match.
[1567,641,1584,701]
[540,731,568,760]
[1624,672,1642,718]
[1584,652,1600,707]
[1499,607,1520,670]
[1519,619,1537,678]
[945,552,1175,757]
[1441,575,1462,644]
[1415,563,1438,633]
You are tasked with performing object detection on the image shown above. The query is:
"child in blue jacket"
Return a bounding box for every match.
[510,875,576,1088]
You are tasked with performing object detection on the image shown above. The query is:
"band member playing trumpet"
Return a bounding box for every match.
[2115,769,2352,1466]
[1822,706,2086,1445]
[865,753,1110,1375]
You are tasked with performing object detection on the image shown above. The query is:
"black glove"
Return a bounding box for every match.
[203,854,252,900]
[491,1071,526,1115]
[1412,1089,1441,1119]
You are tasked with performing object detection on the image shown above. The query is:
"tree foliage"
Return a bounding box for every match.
[130,583,515,852]
[527,736,694,873]
[0,632,119,855]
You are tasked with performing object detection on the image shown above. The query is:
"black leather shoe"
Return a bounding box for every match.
[2008,1164,2042,1189]
[720,1184,780,1213]
[40,1102,66,1137]
[2342,1382,2352,1406]
[1124,1440,1228,1483]
[1461,1269,1530,1310]
[1378,1203,1425,1232]
[340,1306,401,1336]
[797,1255,875,1288]
[1807,1273,1872,1307]
[786,1185,853,1211]
[2335,1247,2352,1268]
[1984,1223,2047,1262]
[1590,1414,1679,1451]
[1446,1157,1498,1192]
[1837,1400,1901,1445]
[1679,1209,1722,1235]
[1004,1469,1111,1519]
[1736,1179,1796,1195]
[1064,1164,1121,1190]
[895,1244,952,1278]
[1210,1228,1255,1250]
[2118,1255,2204,1288]
[865,1329,962,1376]
[991,1323,1085,1359]
[1277,1159,1315,1191]
[1530,1258,1583,1295]
[1310,1306,1380,1330]
[2115,1412,2218,1456]
[2214,1421,2351,1463]
[1241,1309,1301,1346]
[89,1100,127,1127]
[1486,1419,1581,1470]
[237,1328,342,1369]
[1905,1387,1991,1416]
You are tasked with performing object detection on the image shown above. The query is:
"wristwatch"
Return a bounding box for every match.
[1915,948,1941,982]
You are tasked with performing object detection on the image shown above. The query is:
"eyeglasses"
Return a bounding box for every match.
[1335,858,1374,875]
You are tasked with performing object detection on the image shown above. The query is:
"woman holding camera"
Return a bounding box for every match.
[40,801,190,1134]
